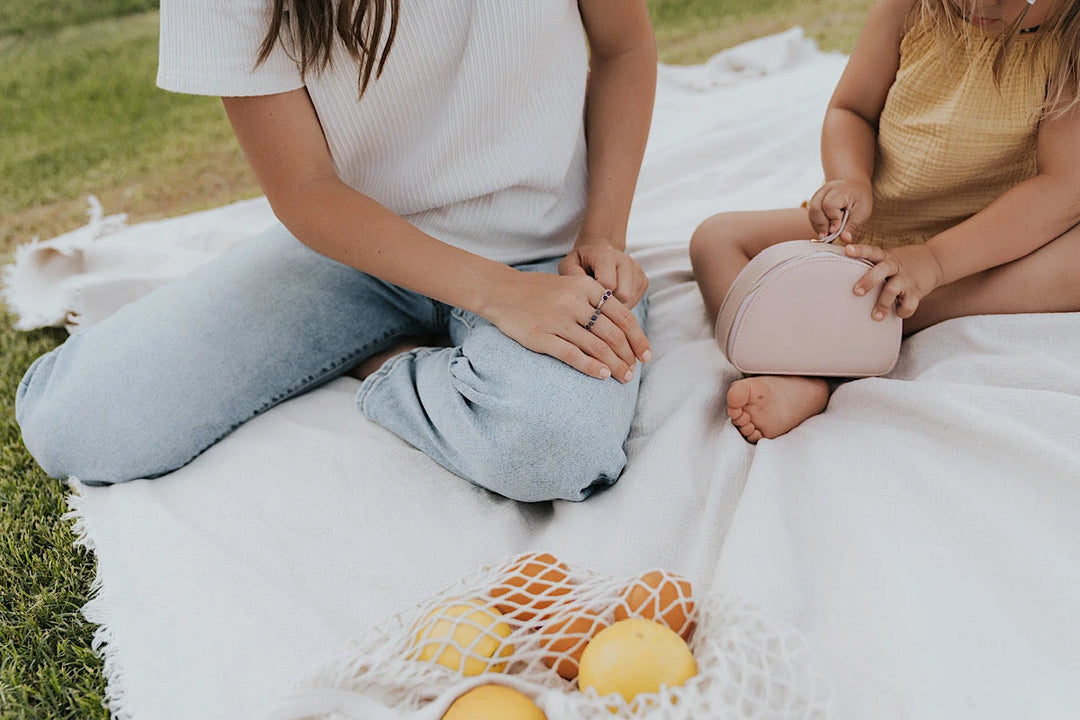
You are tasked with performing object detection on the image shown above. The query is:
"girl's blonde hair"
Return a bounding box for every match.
[912,0,1080,120]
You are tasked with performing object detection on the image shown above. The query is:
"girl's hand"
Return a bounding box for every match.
[558,240,649,309]
[808,178,873,243]
[845,243,945,320]
[487,270,651,383]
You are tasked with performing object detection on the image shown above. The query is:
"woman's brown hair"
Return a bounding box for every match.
[914,0,1080,120]
[258,0,400,97]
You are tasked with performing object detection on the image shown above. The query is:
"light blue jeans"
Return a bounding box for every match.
[15,225,646,502]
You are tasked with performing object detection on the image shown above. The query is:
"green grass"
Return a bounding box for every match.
[0,12,242,222]
[0,310,105,720]
[0,0,158,38]
[0,2,873,717]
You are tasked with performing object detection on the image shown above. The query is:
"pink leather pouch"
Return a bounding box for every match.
[714,215,902,377]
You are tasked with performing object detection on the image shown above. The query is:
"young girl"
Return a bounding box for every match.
[14,0,657,502]
[690,0,1080,443]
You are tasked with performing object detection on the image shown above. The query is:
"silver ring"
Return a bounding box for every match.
[584,289,613,331]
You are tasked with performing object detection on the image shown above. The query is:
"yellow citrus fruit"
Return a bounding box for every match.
[412,600,514,676]
[578,618,697,703]
[442,684,547,720]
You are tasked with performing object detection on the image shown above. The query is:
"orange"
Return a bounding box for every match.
[489,552,573,622]
[578,618,697,704]
[537,606,608,680]
[613,569,696,641]
[442,684,546,720]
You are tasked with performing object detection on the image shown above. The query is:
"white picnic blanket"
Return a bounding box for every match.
[5,29,1080,720]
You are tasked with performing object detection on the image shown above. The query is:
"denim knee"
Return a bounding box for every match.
[360,346,640,503]
[16,345,184,483]
[452,403,629,503]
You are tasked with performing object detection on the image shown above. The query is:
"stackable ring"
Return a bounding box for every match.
[584,289,613,331]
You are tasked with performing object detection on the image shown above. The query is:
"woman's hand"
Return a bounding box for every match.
[557,240,649,308]
[845,243,945,320]
[486,269,651,383]
[808,178,873,243]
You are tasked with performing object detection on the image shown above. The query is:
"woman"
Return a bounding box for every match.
[16,0,657,502]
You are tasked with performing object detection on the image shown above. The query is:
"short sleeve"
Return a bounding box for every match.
[157,0,304,97]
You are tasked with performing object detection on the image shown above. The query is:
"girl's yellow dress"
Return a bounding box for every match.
[856,18,1056,248]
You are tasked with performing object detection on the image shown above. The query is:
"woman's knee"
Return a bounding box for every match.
[16,344,194,483]
[448,364,639,502]
[458,406,631,502]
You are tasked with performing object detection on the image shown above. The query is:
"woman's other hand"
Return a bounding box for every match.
[486,269,650,383]
[558,239,649,308]
[807,178,873,243]
[845,242,945,320]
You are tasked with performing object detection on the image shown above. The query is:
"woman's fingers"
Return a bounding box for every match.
[540,336,614,380]
[593,292,651,363]
[584,313,636,373]
[565,322,635,382]
[590,254,619,295]
[613,256,649,307]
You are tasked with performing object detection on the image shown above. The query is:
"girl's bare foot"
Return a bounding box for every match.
[726,376,831,443]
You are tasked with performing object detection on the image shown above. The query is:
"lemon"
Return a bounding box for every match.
[578,617,697,703]
[442,684,546,720]
[412,600,514,676]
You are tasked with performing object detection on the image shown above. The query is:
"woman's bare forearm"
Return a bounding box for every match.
[576,0,657,249]
[271,176,517,318]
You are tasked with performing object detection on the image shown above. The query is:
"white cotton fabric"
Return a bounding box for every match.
[5,29,1080,720]
[156,0,589,266]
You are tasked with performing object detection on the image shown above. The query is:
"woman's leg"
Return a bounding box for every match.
[689,208,833,442]
[15,225,435,483]
[357,258,647,503]
[908,222,1080,333]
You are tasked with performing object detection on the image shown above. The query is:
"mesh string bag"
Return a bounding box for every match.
[271,552,834,720]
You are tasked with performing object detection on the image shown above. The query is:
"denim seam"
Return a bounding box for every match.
[357,346,441,416]
[449,307,475,331]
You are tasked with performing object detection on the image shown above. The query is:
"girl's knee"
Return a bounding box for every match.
[690,212,744,269]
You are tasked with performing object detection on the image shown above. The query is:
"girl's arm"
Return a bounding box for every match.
[812,0,916,239]
[925,103,1080,283]
[222,90,648,383]
[848,101,1080,320]
[561,0,657,312]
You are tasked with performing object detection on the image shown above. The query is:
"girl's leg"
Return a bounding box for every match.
[15,225,435,484]
[908,222,1080,333]
[357,258,647,503]
[689,208,833,442]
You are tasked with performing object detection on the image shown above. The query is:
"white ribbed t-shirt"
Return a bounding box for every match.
[157,0,590,265]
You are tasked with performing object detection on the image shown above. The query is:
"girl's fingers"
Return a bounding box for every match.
[852,255,895,299]
[874,277,903,320]
[820,190,848,234]
[807,197,829,237]
[845,243,887,262]
[896,291,920,319]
